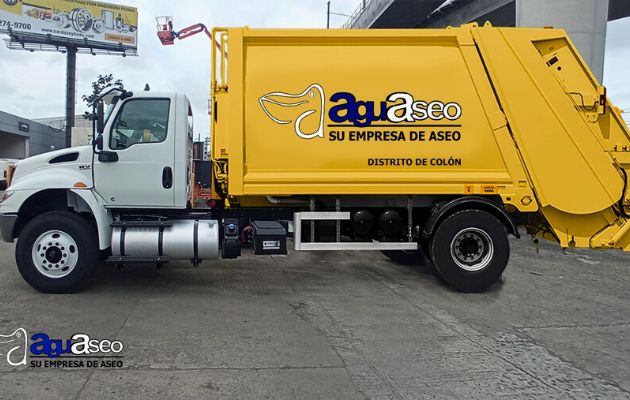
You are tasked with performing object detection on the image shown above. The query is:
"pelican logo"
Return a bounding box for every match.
[259,84,325,140]
[0,328,27,366]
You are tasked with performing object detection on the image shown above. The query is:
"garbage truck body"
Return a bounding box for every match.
[2,24,630,293]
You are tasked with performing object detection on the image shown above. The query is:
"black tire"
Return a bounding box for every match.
[16,211,98,293]
[419,238,431,261]
[417,237,448,284]
[430,209,509,293]
[381,250,426,265]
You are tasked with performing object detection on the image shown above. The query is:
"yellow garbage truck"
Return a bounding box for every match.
[1,23,629,293]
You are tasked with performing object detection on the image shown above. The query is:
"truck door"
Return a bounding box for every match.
[94,97,176,208]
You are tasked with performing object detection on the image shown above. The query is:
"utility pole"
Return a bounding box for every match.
[65,46,77,149]
[327,1,331,29]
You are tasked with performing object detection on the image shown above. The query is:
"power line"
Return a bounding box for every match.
[327,1,353,29]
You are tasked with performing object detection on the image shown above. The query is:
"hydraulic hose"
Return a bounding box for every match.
[618,167,630,218]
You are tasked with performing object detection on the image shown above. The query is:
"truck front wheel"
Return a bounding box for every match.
[16,211,98,293]
[430,209,509,293]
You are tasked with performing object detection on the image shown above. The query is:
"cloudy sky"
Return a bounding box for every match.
[0,0,628,137]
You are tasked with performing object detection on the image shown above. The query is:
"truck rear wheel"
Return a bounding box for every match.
[16,211,98,293]
[430,209,509,292]
[381,250,425,265]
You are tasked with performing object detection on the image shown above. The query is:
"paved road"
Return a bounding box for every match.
[0,234,629,399]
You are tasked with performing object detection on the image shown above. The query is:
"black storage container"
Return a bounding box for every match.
[251,221,287,255]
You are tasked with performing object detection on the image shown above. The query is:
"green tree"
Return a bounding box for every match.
[82,74,124,119]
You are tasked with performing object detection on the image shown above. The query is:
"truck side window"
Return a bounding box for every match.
[110,99,170,150]
[187,103,194,140]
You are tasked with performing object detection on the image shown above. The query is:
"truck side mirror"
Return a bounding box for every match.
[98,151,119,163]
[96,101,105,133]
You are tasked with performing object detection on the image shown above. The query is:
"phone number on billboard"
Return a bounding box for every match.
[0,20,32,30]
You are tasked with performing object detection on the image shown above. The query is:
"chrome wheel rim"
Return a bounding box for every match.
[31,230,78,279]
[450,228,493,272]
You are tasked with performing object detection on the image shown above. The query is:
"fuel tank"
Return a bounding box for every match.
[111,220,219,261]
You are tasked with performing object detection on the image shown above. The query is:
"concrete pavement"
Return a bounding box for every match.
[0,234,629,399]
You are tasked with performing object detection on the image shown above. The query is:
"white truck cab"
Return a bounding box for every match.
[94,91,193,209]
[0,89,209,293]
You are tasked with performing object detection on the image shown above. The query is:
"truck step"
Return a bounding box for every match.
[111,221,173,228]
[106,256,170,264]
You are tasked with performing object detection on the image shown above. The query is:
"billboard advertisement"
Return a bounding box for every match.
[0,0,138,50]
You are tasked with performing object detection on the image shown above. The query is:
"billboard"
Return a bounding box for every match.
[0,0,137,51]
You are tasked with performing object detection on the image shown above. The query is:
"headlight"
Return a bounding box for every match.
[1,190,14,203]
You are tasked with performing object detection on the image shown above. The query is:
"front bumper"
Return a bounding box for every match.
[0,214,17,243]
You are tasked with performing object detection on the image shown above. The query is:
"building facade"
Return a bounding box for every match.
[34,115,93,148]
[0,110,66,159]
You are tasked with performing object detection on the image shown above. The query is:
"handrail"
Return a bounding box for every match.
[220,33,227,87]
[341,0,377,29]
[211,28,228,90]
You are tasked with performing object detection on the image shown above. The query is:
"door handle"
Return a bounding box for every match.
[162,167,173,189]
